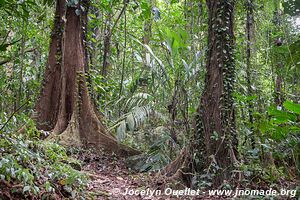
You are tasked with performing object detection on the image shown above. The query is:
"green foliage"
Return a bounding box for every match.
[284,100,300,114]
[126,127,178,172]
[140,1,152,20]
[0,0,37,18]
[254,100,300,179]
[0,0,299,194]
[161,27,189,55]
[87,70,119,115]
[112,92,167,143]
[0,0,51,121]
[286,39,300,80]
[0,121,87,198]
[260,100,300,140]
[283,0,300,16]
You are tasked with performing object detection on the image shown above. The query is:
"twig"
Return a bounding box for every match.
[108,0,128,38]
[0,48,35,65]
[0,100,29,132]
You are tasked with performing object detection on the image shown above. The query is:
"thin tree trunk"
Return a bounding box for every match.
[274,4,284,107]
[101,2,128,77]
[16,29,25,112]
[246,0,255,149]
[261,4,282,172]
[143,0,153,46]
[101,12,112,77]
[275,63,284,106]
[118,3,127,116]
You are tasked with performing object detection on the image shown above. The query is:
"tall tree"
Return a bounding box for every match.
[101,10,112,77]
[35,0,137,156]
[160,0,238,187]
[273,4,284,107]
[35,0,65,131]
[101,1,128,77]
[194,0,238,185]
[245,0,255,149]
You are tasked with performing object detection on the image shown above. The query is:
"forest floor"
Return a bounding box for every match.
[75,150,153,200]
[75,150,298,200]
[1,147,297,200]
[74,150,224,200]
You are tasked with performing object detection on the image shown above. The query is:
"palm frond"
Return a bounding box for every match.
[125,92,153,110]
[112,105,167,142]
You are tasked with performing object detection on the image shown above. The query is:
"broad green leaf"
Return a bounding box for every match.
[271,126,288,141]
[283,100,300,115]
[268,106,297,122]
[0,44,8,51]
[0,0,4,7]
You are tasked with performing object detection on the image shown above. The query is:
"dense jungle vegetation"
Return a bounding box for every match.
[0,0,299,199]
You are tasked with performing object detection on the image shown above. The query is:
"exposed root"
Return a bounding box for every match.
[57,113,82,147]
[46,111,139,157]
[156,147,193,189]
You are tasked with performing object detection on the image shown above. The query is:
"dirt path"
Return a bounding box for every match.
[75,151,226,200]
[75,151,154,200]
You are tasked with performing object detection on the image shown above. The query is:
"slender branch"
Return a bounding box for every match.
[118,3,127,116]
[0,30,11,46]
[0,38,21,48]
[108,0,128,38]
[0,100,29,132]
[0,48,35,65]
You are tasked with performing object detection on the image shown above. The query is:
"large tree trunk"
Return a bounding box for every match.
[35,0,65,131]
[35,0,138,156]
[158,0,238,188]
[194,0,238,186]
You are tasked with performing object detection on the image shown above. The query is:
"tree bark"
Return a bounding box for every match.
[159,0,238,188]
[246,0,255,149]
[101,12,112,77]
[194,0,238,186]
[35,0,139,156]
[274,8,284,107]
[143,0,153,46]
[35,0,65,131]
[101,1,128,77]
